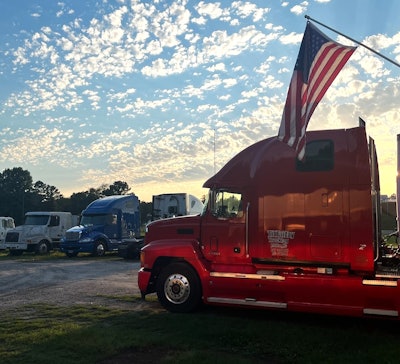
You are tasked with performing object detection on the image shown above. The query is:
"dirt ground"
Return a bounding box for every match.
[0,255,166,363]
[0,255,160,311]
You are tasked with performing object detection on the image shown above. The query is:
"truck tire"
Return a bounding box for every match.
[156,262,202,313]
[93,241,106,257]
[36,240,49,255]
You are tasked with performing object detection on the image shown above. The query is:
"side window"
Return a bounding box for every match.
[106,214,118,225]
[211,191,243,219]
[49,215,60,227]
[296,139,334,172]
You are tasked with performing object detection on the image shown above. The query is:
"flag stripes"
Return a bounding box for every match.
[278,22,356,160]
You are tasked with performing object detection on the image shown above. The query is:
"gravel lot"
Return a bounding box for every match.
[0,256,161,311]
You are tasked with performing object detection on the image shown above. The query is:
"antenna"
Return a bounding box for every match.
[213,128,216,174]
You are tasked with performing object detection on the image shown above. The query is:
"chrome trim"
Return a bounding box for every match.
[363,308,398,317]
[362,279,397,287]
[207,296,287,309]
[245,202,250,257]
[210,272,285,281]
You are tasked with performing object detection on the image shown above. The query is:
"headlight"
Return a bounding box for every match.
[140,251,145,267]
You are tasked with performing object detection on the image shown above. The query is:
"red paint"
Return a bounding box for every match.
[139,126,400,318]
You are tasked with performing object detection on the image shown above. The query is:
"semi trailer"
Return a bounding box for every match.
[151,193,204,220]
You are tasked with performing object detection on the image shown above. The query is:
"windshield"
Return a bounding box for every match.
[81,214,116,226]
[24,215,50,225]
[207,189,243,219]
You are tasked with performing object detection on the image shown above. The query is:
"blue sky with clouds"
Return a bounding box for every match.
[1,0,400,202]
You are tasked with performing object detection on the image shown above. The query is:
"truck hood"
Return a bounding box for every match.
[7,226,23,233]
[7,225,47,237]
[67,225,100,234]
[146,215,201,244]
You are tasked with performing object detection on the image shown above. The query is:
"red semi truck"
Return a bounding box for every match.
[138,124,400,318]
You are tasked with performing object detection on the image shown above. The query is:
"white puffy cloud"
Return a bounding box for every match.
[2,0,400,201]
[290,1,308,15]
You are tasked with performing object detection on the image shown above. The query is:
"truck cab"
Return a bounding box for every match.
[4,212,75,255]
[0,217,15,249]
[138,126,400,318]
[60,195,140,257]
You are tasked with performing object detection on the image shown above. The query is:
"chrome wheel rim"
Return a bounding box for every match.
[164,273,190,304]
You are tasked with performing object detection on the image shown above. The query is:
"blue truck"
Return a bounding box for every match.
[60,195,141,257]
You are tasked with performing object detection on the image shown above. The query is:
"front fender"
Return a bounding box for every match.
[141,238,204,269]
[83,232,109,244]
[139,238,209,295]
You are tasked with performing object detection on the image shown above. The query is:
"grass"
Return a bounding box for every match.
[2,299,400,364]
[2,251,400,363]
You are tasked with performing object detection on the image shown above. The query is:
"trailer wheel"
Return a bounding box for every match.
[93,241,106,257]
[156,262,201,313]
[36,240,49,255]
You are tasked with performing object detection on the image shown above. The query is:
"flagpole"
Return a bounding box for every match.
[305,15,400,69]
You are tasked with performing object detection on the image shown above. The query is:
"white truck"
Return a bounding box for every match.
[0,217,15,249]
[4,211,78,255]
[151,193,204,220]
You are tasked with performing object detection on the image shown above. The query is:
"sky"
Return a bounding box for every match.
[1,0,400,202]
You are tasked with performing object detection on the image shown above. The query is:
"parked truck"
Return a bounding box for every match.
[4,212,76,255]
[60,195,141,257]
[152,193,204,220]
[138,124,400,318]
[0,217,15,248]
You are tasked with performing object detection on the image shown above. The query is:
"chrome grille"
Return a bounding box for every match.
[5,232,19,242]
[65,231,80,241]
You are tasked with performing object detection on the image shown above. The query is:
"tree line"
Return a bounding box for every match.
[0,167,152,225]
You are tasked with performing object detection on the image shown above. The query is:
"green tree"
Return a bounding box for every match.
[140,201,153,225]
[102,181,131,196]
[32,181,63,211]
[67,189,101,215]
[0,167,33,224]
[0,169,138,225]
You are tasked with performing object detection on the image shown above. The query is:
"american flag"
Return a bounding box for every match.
[278,22,356,159]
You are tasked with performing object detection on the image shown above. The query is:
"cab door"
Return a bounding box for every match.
[201,190,247,265]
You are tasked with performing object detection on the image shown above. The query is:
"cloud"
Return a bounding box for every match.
[279,31,303,45]
[3,0,400,201]
[231,1,271,22]
[0,127,74,168]
[290,1,309,15]
[195,1,226,20]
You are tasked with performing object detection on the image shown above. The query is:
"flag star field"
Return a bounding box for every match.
[1,0,400,201]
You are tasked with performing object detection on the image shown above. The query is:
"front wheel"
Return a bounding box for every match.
[36,241,49,255]
[93,241,106,257]
[156,262,202,313]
